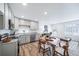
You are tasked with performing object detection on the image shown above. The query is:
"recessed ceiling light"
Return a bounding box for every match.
[22,3,28,6]
[21,16,24,18]
[44,11,48,15]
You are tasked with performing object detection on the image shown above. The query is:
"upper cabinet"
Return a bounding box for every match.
[0,3,4,29]
[0,3,39,31]
[19,19,30,26]
[14,17,39,31]
[30,22,39,30]
[0,3,4,13]
[14,17,19,29]
[0,12,3,29]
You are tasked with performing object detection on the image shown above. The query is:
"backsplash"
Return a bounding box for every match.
[0,29,11,35]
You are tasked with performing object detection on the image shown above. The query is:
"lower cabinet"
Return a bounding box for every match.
[1,39,18,56]
[19,35,26,44]
[18,33,39,45]
[19,35,30,45]
[35,33,40,41]
[25,35,30,43]
[0,43,2,56]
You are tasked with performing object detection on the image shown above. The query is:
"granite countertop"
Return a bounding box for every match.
[15,33,31,37]
[0,39,18,45]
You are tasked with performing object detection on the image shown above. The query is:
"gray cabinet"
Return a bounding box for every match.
[25,35,30,43]
[0,11,4,29]
[0,43,2,56]
[19,35,26,44]
[18,33,39,44]
[1,39,18,56]
[0,15,4,29]
[19,34,30,44]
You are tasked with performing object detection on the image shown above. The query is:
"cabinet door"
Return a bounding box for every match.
[30,22,38,30]
[25,35,30,43]
[0,44,2,56]
[19,35,26,44]
[35,33,40,41]
[0,15,3,29]
[2,42,17,56]
[14,17,19,29]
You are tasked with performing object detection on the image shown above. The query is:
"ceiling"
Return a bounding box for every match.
[9,3,79,24]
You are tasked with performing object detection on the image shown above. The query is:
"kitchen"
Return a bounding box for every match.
[0,3,79,56]
[0,3,39,56]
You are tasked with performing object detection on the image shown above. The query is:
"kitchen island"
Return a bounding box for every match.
[0,39,18,56]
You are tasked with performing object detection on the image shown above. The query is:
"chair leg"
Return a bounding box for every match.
[43,52,45,56]
[66,50,69,56]
[67,50,69,56]
[38,43,41,53]
[52,46,56,56]
[64,49,69,56]
[49,47,51,56]
[39,46,41,52]
[64,50,65,56]
[43,49,45,56]
[47,47,51,56]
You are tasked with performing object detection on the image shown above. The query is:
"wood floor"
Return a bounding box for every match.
[19,41,79,56]
[19,41,43,56]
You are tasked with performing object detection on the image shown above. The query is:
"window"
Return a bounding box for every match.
[64,20,79,36]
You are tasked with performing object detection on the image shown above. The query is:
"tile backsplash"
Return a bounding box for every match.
[0,29,11,35]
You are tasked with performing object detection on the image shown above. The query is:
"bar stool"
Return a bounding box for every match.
[62,40,70,56]
[53,42,69,56]
[51,38,64,56]
[59,38,71,56]
[38,39,51,56]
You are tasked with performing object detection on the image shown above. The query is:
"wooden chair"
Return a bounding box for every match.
[50,38,70,56]
[59,38,71,56]
[53,47,64,56]
[51,38,64,56]
[52,43,69,56]
[38,39,51,56]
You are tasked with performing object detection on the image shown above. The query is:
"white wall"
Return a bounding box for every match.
[51,23,65,38]
[38,20,52,33]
